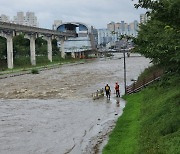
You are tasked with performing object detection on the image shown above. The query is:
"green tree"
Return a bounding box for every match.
[0,37,7,59]
[13,34,30,57]
[135,0,180,27]
[52,39,60,56]
[134,0,180,73]
[35,37,47,56]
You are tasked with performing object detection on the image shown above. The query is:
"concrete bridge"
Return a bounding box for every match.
[0,21,77,69]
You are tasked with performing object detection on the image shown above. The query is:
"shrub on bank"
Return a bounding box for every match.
[31,68,39,74]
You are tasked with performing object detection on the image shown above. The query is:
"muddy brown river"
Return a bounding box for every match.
[0,53,150,154]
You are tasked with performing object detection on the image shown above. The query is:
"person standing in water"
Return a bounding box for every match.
[115,82,120,97]
[105,84,111,99]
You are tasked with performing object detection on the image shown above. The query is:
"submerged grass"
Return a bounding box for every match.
[103,70,180,154]
[0,55,85,75]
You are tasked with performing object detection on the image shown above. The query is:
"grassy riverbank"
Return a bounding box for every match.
[103,72,180,154]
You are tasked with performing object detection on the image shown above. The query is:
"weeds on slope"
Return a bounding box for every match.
[103,69,180,154]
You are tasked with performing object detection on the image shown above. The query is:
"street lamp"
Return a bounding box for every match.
[119,34,134,94]
[123,48,127,94]
[119,35,128,94]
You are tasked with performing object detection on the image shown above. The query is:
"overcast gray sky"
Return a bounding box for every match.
[0,0,146,29]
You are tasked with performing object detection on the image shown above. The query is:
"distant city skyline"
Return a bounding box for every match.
[0,0,146,29]
[0,12,141,29]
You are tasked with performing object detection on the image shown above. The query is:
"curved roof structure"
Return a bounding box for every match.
[57,22,92,34]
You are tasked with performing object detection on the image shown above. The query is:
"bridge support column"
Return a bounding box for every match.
[30,36,36,66]
[60,39,66,58]
[47,38,52,62]
[71,52,75,58]
[6,35,14,69]
[25,35,36,66]
[81,52,85,59]
[0,32,14,69]
[79,52,81,58]
[43,36,52,62]
[74,52,77,58]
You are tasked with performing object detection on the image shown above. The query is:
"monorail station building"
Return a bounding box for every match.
[56,22,98,58]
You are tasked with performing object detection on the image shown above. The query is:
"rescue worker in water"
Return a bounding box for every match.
[105,84,111,99]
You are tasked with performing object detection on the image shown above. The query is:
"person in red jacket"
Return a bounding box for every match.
[115,82,120,97]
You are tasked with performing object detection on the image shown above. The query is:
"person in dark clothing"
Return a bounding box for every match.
[105,84,111,99]
[115,82,120,97]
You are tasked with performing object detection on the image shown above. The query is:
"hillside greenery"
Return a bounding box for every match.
[103,0,180,153]
[103,73,180,154]
[134,0,180,73]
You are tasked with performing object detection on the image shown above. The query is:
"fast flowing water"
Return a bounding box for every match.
[0,53,150,154]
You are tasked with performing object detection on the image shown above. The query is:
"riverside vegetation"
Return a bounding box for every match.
[0,34,86,74]
[103,0,180,153]
[0,35,58,69]
[103,67,180,154]
[0,34,84,71]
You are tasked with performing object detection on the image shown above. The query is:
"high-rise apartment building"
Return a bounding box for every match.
[99,20,139,48]
[140,14,148,24]
[115,22,121,31]
[13,12,38,27]
[107,20,138,35]
[120,21,125,32]
[125,23,129,31]
[0,12,38,27]
[52,20,63,30]
[98,29,112,46]
[14,12,24,25]
[25,12,38,27]
[0,14,10,22]
[129,22,135,31]
[107,22,115,32]
[129,20,138,31]
[107,21,131,33]
[133,20,139,31]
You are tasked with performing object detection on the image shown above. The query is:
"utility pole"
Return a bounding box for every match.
[119,34,128,95]
[123,49,127,94]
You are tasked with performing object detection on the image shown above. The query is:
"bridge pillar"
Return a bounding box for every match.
[76,52,79,58]
[0,32,14,69]
[25,34,36,66]
[43,36,52,62]
[60,38,66,58]
[71,52,75,58]
[78,52,81,58]
[81,52,85,59]
[6,35,14,69]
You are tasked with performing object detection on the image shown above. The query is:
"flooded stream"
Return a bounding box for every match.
[0,53,150,154]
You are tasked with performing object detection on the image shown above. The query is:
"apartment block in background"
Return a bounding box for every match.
[14,11,38,27]
[0,14,10,22]
[140,14,148,24]
[52,20,63,30]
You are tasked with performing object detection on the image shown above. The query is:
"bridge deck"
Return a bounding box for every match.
[0,21,76,37]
